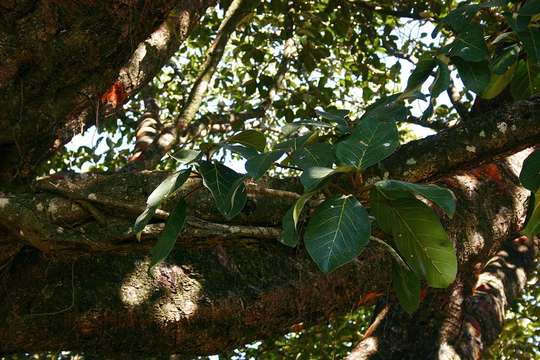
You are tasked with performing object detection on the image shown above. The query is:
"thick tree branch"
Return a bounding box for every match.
[0,154,529,355]
[0,1,213,184]
[367,96,540,184]
[347,235,538,359]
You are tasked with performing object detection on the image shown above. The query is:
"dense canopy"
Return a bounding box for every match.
[0,0,539,359]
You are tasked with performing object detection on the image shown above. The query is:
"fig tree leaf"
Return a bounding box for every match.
[245,150,285,179]
[520,149,540,192]
[279,207,299,247]
[147,169,191,208]
[304,195,371,273]
[522,189,540,240]
[292,143,335,169]
[134,205,157,241]
[149,199,187,269]
[335,118,399,170]
[198,161,247,219]
[392,260,421,314]
[371,190,457,288]
[228,130,267,152]
[375,180,457,218]
[454,58,490,94]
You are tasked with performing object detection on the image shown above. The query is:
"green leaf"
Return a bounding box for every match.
[371,190,457,288]
[510,60,540,100]
[517,29,540,65]
[520,149,540,192]
[335,118,399,170]
[404,58,437,93]
[279,207,299,247]
[300,166,335,191]
[519,0,540,17]
[134,205,157,241]
[448,24,488,62]
[274,133,314,151]
[147,169,191,208]
[170,149,201,164]
[491,45,520,75]
[304,195,371,273]
[245,150,285,180]
[430,62,451,99]
[442,4,480,32]
[375,180,457,218]
[293,192,315,227]
[291,119,334,128]
[453,58,491,94]
[362,95,408,122]
[392,260,421,314]
[315,109,350,133]
[292,143,335,169]
[149,199,187,269]
[224,144,260,160]
[228,130,266,152]
[481,62,517,99]
[300,166,352,191]
[522,189,540,239]
[198,161,247,219]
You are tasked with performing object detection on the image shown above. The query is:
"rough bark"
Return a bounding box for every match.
[347,234,538,360]
[0,0,212,183]
[1,2,539,357]
[0,150,530,356]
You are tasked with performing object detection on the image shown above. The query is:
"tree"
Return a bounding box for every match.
[0,0,539,358]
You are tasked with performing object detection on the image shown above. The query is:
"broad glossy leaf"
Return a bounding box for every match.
[149,199,187,269]
[517,29,540,65]
[430,62,451,99]
[228,130,266,152]
[375,180,457,218]
[392,261,421,314]
[520,149,540,192]
[245,150,284,179]
[336,118,399,170]
[291,119,334,128]
[481,63,516,99]
[371,191,457,288]
[522,189,540,239]
[274,133,314,151]
[279,207,299,247]
[198,161,247,219]
[405,58,436,93]
[491,45,519,75]
[300,166,336,191]
[171,149,201,164]
[293,192,315,226]
[442,4,480,32]
[315,109,350,133]
[299,166,353,191]
[449,24,488,62]
[304,195,371,273]
[134,205,157,241]
[454,58,491,94]
[510,60,540,100]
[519,0,540,16]
[292,143,335,169]
[362,94,408,122]
[224,144,260,160]
[147,169,191,207]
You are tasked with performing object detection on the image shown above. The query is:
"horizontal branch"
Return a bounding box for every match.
[0,155,529,355]
[367,96,540,183]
